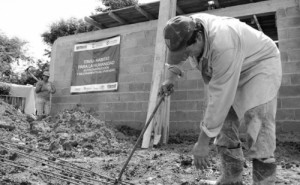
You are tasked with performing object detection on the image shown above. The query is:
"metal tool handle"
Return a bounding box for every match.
[115,95,165,184]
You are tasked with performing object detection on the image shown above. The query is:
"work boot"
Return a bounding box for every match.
[252,159,276,185]
[200,149,244,185]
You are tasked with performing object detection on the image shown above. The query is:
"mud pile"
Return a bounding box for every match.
[32,107,133,158]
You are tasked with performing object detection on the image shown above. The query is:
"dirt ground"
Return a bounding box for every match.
[0,100,299,185]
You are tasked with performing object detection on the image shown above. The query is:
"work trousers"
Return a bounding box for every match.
[36,98,51,116]
[215,98,277,162]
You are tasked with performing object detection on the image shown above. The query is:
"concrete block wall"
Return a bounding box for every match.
[277,5,300,132]
[169,62,205,132]
[50,21,158,130]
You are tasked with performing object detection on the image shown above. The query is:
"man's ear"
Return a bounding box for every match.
[196,31,203,42]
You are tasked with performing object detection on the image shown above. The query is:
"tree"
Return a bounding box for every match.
[96,0,138,12]
[41,18,98,46]
[0,32,34,83]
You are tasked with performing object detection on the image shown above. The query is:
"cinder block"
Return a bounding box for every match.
[276,8,286,19]
[122,55,154,65]
[142,64,154,73]
[97,103,112,112]
[118,83,130,91]
[277,17,300,29]
[277,98,282,109]
[282,61,300,73]
[134,112,147,121]
[282,97,300,108]
[119,93,135,101]
[276,121,300,133]
[117,112,135,121]
[287,28,300,39]
[187,90,204,100]
[105,94,120,102]
[170,111,187,121]
[169,121,200,132]
[135,92,150,101]
[287,49,300,62]
[120,64,143,74]
[280,51,289,63]
[279,85,300,97]
[186,111,203,121]
[122,47,155,57]
[277,29,288,40]
[80,94,106,103]
[170,91,187,101]
[281,75,291,85]
[118,74,136,83]
[111,103,127,111]
[129,83,144,91]
[178,80,198,90]
[279,38,300,51]
[170,102,177,111]
[52,95,80,104]
[291,74,300,84]
[127,102,143,111]
[61,88,71,95]
[141,102,148,111]
[286,7,300,17]
[104,112,114,120]
[295,109,300,120]
[174,101,198,111]
[134,73,152,83]
[276,109,295,120]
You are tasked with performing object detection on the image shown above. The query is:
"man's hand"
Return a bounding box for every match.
[159,80,174,97]
[192,131,211,170]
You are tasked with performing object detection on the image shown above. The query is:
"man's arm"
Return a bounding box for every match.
[35,82,42,93]
[201,48,243,137]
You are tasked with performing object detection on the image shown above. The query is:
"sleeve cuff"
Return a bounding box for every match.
[165,63,184,77]
[200,121,222,138]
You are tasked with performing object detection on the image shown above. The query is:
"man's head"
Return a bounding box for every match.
[42,71,50,82]
[164,16,205,65]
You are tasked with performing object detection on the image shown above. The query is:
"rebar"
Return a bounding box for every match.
[0,139,134,185]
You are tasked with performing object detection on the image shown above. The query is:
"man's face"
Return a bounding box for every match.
[185,34,205,58]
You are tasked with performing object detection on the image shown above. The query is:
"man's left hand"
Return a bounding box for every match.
[192,139,211,170]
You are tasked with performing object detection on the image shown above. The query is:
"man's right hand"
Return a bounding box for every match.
[159,80,174,97]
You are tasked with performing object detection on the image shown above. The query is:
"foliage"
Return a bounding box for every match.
[41,18,98,46]
[95,0,138,12]
[0,84,11,96]
[0,33,33,76]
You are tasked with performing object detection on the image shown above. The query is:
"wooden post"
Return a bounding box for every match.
[142,0,177,148]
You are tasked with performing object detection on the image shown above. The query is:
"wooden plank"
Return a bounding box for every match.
[189,0,297,18]
[108,11,128,25]
[176,5,185,15]
[253,15,263,32]
[84,16,105,29]
[142,0,177,148]
[135,5,155,20]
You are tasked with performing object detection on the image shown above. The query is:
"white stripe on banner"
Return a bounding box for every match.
[70,82,118,93]
[74,36,120,52]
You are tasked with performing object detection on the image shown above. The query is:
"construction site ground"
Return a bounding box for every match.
[0,100,299,185]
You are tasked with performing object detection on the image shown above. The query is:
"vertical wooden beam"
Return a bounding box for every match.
[142,0,177,148]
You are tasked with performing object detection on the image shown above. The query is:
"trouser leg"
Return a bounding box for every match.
[243,98,277,185]
[214,107,244,185]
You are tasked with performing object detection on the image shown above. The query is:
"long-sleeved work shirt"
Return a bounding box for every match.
[167,13,282,138]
